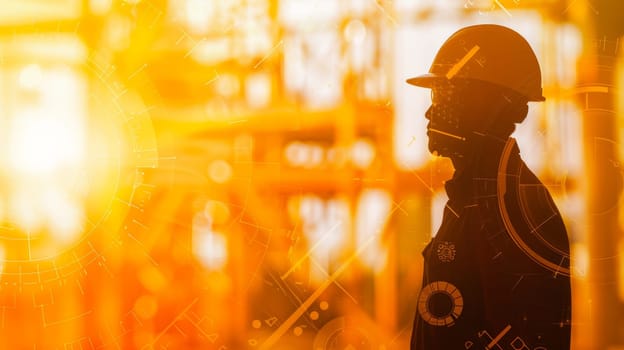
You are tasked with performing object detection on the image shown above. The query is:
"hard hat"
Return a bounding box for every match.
[406,24,545,102]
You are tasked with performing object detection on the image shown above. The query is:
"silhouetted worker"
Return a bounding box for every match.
[406,24,571,349]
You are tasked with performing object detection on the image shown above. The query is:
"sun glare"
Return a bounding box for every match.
[4,62,87,252]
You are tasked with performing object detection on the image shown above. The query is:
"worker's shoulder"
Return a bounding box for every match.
[510,159,570,247]
[516,159,561,213]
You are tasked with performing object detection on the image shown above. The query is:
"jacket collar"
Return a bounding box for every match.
[444,136,518,213]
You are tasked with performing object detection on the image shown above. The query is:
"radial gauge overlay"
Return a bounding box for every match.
[0,49,158,292]
[312,316,382,350]
[496,139,571,277]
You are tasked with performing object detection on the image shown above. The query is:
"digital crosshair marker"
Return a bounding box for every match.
[417,281,464,327]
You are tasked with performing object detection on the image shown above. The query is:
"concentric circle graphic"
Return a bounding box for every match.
[312,316,382,350]
[417,281,463,327]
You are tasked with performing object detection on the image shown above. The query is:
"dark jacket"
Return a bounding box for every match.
[411,137,571,350]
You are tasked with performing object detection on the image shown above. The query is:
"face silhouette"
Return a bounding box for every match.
[425,82,477,158]
[424,80,514,158]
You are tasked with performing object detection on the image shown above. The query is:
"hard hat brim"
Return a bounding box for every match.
[405,74,441,87]
[405,73,546,102]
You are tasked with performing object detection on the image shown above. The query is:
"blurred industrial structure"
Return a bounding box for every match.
[0,0,622,349]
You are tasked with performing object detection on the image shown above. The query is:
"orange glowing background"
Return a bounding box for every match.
[0,0,622,349]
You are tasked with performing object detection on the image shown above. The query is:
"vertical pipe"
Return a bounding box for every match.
[575,3,624,346]
[375,225,397,339]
